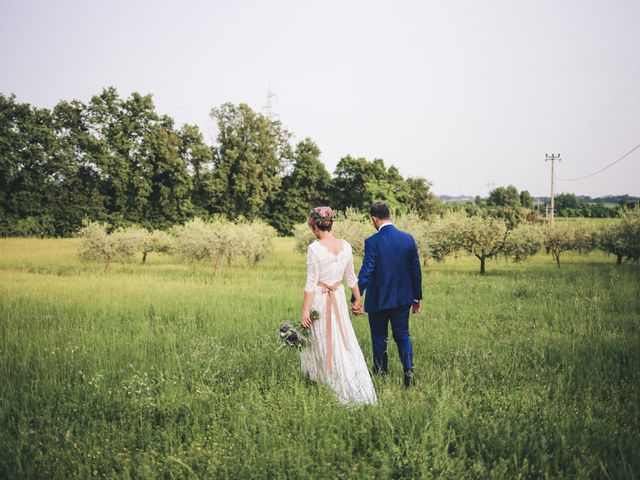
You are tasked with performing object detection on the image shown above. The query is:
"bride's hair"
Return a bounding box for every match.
[308,206,334,232]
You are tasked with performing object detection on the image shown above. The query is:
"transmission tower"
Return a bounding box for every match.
[262,85,278,120]
[545,153,561,224]
[486,181,496,194]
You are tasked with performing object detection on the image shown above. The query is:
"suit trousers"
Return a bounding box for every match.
[368,305,413,374]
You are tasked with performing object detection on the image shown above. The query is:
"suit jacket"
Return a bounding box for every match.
[357,224,422,313]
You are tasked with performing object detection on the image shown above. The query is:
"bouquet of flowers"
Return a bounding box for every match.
[276,310,319,352]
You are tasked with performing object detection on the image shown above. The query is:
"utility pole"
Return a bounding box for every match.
[545,153,561,224]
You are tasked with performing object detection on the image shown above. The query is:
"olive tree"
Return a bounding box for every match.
[543,223,576,268]
[77,221,139,272]
[172,218,275,276]
[293,222,315,254]
[460,216,509,274]
[599,205,640,263]
[502,223,544,263]
[573,222,599,255]
[426,213,467,263]
[234,220,277,264]
[113,226,174,264]
[394,212,431,264]
[171,218,232,276]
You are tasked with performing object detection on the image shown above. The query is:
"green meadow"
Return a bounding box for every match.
[0,238,638,479]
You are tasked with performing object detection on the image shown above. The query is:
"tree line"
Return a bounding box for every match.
[472,186,635,218]
[295,205,640,274]
[0,88,436,237]
[78,218,276,276]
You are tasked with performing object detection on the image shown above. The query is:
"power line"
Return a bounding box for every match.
[557,142,640,182]
[569,72,640,146]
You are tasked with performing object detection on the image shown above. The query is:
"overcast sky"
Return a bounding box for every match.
[1,0,639,197]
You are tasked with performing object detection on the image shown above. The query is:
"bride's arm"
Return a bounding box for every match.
[301,246,319,328]
[301,291,314,328]
[346,245,363,314]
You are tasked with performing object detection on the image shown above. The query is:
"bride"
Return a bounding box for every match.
[299,206,377,405]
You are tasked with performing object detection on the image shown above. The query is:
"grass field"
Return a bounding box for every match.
[0,238,639,479]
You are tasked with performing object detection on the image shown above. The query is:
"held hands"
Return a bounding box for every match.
[351,300,364,316]
[412,301,422,314]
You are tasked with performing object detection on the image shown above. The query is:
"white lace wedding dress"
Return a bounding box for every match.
[300,240,377,405]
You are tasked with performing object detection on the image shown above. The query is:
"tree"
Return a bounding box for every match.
[423,213,466,264]
[171,217,275,276]
[209,103,292,221]
[488,185,521,208]
[461,216,509,274]
[554,193,580,213]
[394,211,430,262]
[268,138,331,235]
[115,226,174,264]
[77,221,139,272]
[503,223,543,262]
[484,206,526,230]
[331,155,378,212]
[405,177,437,218]
[142,117,193,228]
[599,205,640,263]
[332,208,376,256]
[87,88,152,225]
[520,190,534,209]
[573,222,598,255]
[51,99,109,235]
[178,124,215,216]
[0,94,59,236]
[331,156,409,213]
[543,223,576,267]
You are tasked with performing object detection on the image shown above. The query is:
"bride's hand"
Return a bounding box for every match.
[352,300,363,316]
[301,310,311,328]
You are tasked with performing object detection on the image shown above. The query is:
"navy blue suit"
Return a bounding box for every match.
[357,224,422,374]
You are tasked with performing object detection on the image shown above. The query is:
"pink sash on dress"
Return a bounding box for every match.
[317,281,350,374]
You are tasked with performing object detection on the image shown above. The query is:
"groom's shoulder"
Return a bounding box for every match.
[364,232,379,244]
[393,226,416,243]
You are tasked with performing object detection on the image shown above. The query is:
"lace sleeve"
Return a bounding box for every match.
[345,243,358,288]
[304,245,319,292]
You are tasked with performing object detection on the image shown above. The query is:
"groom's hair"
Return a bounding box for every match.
[370,202,391,220]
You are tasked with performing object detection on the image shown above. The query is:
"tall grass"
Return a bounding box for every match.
[0,238,638,478]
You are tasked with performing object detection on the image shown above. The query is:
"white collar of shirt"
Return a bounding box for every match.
[378,222,393,231]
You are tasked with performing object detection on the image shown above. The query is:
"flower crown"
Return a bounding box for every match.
[308,206,334,228]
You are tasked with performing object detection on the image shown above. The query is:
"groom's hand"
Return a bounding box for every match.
[351,301,364,316]
[412,301,422,314]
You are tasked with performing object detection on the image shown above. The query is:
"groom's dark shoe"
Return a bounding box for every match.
[403,369,414,388]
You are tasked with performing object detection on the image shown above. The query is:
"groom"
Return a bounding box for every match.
[352,202,423,387]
